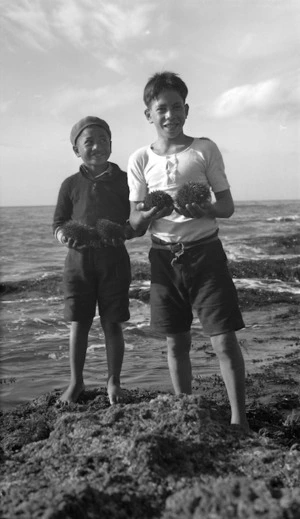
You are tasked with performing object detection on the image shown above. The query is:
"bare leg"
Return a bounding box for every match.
[60,319,93,403]
[166,331,192,394]
[101,319,125,405]
[210,331,249,429]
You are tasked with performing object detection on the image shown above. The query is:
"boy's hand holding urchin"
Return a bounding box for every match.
[176,200,215,219]
[55,228,88,250]
[174,181,213,219]
[138,190,174,222]
[66,237,89,250]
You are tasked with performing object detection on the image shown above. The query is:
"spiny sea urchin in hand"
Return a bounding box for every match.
[175,181,211,216]
[61,221,99,247]
[143,190,174,211]
[61,219,125,248]
[95,219,125,242]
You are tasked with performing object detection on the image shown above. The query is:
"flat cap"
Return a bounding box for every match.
[70,116,111,146]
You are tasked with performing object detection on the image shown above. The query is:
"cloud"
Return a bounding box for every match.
[93,2,154,45]
[104,56,126,74]
[140,48,179,66]
[1,0,156,53]
[1,0,57,51]
[53,0,86,47]
[47,79,140,117]
[212,74,300,119]
[0,100,13,114]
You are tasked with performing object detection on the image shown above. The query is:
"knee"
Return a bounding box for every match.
[210,331,239,359]
[71,319,93,332]
[101,319,123,338]
[167,334,191,359]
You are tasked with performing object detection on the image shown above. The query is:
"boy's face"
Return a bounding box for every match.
[145,89,189,140]
[73,126,111,169]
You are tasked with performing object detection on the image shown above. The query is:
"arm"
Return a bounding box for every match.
[123,219,147,239]
[209,189,234,218]
[52,178,88,250]
[127,149,174,232]
[129,201,174,232]
[189,139,234,219]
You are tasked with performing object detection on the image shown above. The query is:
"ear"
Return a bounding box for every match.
[144,108,153,124]
[184,103,189,118]
[73,145,80,158]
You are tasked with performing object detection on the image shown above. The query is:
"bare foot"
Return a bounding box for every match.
[107,375,123,405]
[59,382,85,404]
[230,422,250,434]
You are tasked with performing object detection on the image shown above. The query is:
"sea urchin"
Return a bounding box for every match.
[95,219,125,242]
[175,181,211,216]
[61,219,125,248]
[61,221,99,247]
[143,190,174,211]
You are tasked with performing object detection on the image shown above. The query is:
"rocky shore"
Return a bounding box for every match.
[1,256,300,518]
[1,355,299,518]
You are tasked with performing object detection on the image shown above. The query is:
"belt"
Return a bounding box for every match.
[151,231,219,266]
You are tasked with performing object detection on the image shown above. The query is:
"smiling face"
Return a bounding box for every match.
[145,89,189,141]
[73,125,111,171]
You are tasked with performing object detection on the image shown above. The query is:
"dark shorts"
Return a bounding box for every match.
[63,245,131,322]
[149,238,245,336]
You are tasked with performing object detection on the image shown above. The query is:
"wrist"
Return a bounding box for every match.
[55,228,66,245]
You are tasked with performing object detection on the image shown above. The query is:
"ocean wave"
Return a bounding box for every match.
[266,215,299,223]
[235,278,300,295]
[1,258,299,307]
[227,233,300,260]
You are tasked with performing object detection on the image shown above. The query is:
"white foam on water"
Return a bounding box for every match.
[87,343,106,352]
[35,331,68,341]
[48,352,69,361]
[226,244,298,262]
[2,296,61,304]
[266,215,299,222]
[234,277,300,294]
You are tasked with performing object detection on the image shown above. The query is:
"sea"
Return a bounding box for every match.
[1,201,299,411]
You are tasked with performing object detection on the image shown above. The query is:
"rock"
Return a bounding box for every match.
[1,376,300,518]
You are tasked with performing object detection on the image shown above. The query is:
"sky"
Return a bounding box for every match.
[0,0,299,206]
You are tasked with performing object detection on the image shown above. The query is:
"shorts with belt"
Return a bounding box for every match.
[149,233,245,336]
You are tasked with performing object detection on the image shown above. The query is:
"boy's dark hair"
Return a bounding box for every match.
[143,71,188,107]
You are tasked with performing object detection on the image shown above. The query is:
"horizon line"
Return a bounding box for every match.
[1,198,299,209]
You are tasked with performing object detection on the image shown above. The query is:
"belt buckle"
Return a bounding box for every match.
[170,242,184,254]
[171,242,185,266]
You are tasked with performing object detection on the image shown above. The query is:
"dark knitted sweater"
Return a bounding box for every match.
[53,162,130,232]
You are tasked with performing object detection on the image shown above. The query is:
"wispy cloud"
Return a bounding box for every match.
[1,0,57,51]
[53,0,87,47]
[46,79,140,117]
[212,73,300,119]
[104,56,126,75]
[0,100,13,114]
[93,2,154,46]
[1,0,156,52]
[140,48,179,66]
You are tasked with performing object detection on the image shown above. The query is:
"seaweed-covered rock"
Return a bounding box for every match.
[143,191,174,211]
[163,478,300,519]
[175,181,211,216]
[1,374,300,518]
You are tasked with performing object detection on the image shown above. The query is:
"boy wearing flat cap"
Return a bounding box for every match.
[53,116,138,404]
